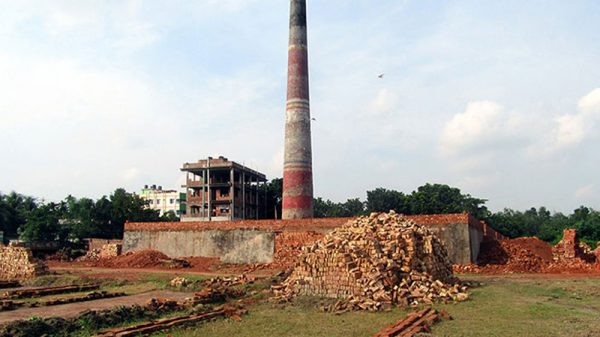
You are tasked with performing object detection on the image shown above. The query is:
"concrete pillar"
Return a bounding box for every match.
[242,171,246,220]
[282,0,313,219]
[201,170,205,219]
[207,159,212,221]
[230,168,235,220]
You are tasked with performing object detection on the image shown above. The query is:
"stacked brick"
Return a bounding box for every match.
[99,243,122,259]
[273,212,468,310]
[0,245,48,280]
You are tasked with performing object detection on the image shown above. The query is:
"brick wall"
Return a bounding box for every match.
[124,217,351,232]
[124,213,496,265]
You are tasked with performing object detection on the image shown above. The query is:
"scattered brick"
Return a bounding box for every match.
[371,307,450,337]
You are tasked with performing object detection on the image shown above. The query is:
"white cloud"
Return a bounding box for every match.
[551,88,600,150]
[0,55,152,127]
[440,101,522,157]
[578,88,600,114]
[368,88,400,116]
[120,167,140,182]
[575,184,594,199]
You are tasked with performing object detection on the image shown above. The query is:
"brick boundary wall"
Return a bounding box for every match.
[124,213,504,265]
[125,213,503,240]
[124,218,351,232]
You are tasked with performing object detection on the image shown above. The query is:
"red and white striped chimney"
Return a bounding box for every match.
[282,0,313,219]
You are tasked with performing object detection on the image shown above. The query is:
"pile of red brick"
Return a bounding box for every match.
[547,229,598,272]
[272,212,468,311]
[272,231,325,268]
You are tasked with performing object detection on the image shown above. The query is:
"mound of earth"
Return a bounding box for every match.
[94,250,189,269]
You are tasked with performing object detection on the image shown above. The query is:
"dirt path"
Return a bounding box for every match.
[49,265,276,278]
[0,290,191,324]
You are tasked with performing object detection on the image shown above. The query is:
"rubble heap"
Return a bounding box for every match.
[552,229,595,264]
[273,212,468,311]
[478,237,552,273]
[547,229,597,272]
[0,245,48,280]
[455,229,600,274]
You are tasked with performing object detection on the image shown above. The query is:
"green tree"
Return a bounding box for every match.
[109,188,160,238]
[0,191,38,239]
[19,203,66,243]
[408,183,489,219]
[314,198,365,218]
[365,188,408,213]
[262,178,283,219]
[161,211,180,222]
[344,198,365,216]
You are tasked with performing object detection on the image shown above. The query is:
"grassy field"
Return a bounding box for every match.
[152,274,600,337]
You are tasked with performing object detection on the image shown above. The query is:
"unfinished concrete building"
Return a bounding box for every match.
[181,156,267,222]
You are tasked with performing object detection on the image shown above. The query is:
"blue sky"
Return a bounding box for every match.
[1,0,599,212]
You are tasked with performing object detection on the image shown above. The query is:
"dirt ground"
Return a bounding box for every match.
[0,290,190,324]
[47,264,275,278]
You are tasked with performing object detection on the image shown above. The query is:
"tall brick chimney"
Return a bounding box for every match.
[282,0,313,219]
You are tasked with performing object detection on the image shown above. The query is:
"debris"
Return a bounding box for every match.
[183,286,246,307]
[169,277,191,288]
[93,304,246,337]
[273,212,468,311]
[200,275,254,288]
[144,298,182,312]
[455,229,599,274]
[371,307,450,337]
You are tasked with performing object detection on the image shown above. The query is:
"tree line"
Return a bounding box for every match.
[311,183,600,247]
[2,182,599,247]
[0,188,175,244]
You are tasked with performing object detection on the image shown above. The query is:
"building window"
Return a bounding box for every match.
[156,199,160,205]
[149,200,153,205]
[170,199,174,204]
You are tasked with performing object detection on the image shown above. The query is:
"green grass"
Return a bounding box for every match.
[149,275,600,337]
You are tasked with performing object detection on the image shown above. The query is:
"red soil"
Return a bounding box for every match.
[94,250,173,269]
[181,256,220,272]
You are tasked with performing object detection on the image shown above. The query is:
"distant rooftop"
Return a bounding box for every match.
[181,156,266,181]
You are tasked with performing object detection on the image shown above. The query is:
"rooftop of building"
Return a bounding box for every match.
[181,156,267,181]
[140,185,178,194]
